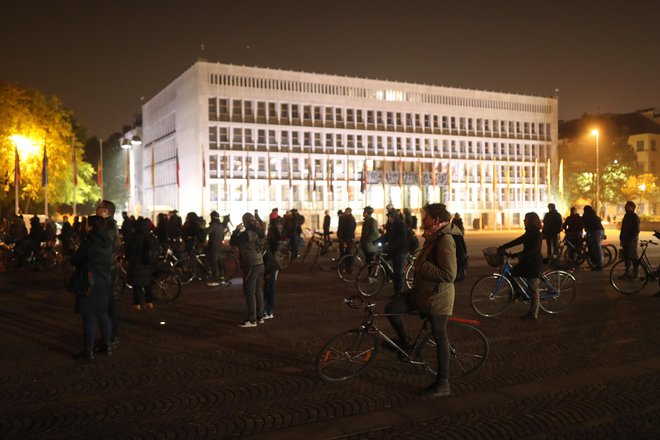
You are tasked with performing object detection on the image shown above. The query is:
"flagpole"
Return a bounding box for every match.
[152,143,156,222]
[72,137,77,217]
[43,142,48,217]
[99,139,104,201]
[14,146,20,216]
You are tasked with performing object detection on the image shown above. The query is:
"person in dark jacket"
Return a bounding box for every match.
[70,215,113,360]
[206,211,227,286]
[182,212,203,255]
[582,205,604,271]
[360,206,379,264]
[230,213,266,327]
[156,213,169,247]
[266,216,284,253]
[542,203,563,259]
[339,208,356,258]
[498,211,543,320]
[96,200,122,345]
[17,215,44,262]
[59,215,75,255]
[126,218,157,310]
[383,210,409,297]
[619,201,640,277]
[167,210,182,241]
[451,213,465,234]
[562,207,583,258]
[322,210,332,246]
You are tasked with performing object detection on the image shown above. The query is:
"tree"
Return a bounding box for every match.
[0,82,99,215]
[620,174,658,206]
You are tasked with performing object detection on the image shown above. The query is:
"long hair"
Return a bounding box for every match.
[524,212,542,230]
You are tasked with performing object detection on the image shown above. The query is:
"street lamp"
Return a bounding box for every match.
[591,129,600,214]
[9,134,38,215]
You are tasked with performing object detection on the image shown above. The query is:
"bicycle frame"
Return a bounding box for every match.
[490,256,562,302]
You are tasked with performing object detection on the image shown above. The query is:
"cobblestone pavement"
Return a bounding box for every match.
[0,231,659,439]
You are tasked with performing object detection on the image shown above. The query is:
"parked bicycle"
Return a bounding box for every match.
[558,235,614,269]
[166,244,239,284]
[315,295,489,382]
[470,247,576,317]
[2,242,60,272]
[354,245,416,297]
[336,242,366,283]
[302,230,340,272]
[609,238,658,295]
[117,254,182,304]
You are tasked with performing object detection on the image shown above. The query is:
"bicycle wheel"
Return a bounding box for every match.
[539,270,576,313]
[315,330,379,382]
[151,269,181,303]
[586,245,612,269]
[37,248,58,271]
[404,262,414,290]
[417,323,489,378]
[302,239,314,262]
[222,253,239,280]
[174,257,195,284]
[356,263,387,297]
[604,243,618,262]
[609,259,648,295]
[470,274,513,317]
[337,254,365,282]
[316,243,340,271]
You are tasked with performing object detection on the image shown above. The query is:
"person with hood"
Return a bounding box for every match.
[230,212,266,327]
[206,211,227,286]
[70,215,113,360]
[383,203,462,398]
[498,211,543,320]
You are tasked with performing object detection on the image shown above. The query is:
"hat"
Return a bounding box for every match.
[272,207,278,212]
[210,210,220,219]
[363,206,374,214]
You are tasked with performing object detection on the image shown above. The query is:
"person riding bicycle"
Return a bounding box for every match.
[562,207,583,260]
[384,203,461,398]
[360,206,379,264]
[498,211,543,320]
[619,201,640,279]
[582,205,604,271]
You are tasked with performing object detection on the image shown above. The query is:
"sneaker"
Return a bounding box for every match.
[99,344,112,355]
[257,318,265,324]
[238,321,257,328]
[263,313,274,320]
[207,281,220,287]
[132,304,141,311]
[145,303,154,309]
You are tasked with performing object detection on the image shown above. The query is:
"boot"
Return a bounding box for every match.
[422,379,450,398]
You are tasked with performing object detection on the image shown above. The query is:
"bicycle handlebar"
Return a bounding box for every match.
[640,240,657,246]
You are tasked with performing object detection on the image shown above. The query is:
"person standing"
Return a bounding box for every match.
[562,207,583,259]
[70,215,113,360]
[95,200,122,346]
[384,203,461,398]
[383,210,409,298]
[59,215,75,255]
[206,211,227,286]
[451,213,465,234]
[619,201,640,278]
[339,208,356,258]
[230,213,265,327]
[498,212,543,320]
[263,248,280,319]
[542,203,563,260]
[582,205,604,271]
[322,210,332,246]
[360,206,379,264]
[126,218,157,310]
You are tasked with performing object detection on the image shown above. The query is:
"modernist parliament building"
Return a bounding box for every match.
[140,60,558,229]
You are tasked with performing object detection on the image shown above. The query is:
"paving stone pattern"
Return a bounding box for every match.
[0,235,659,439]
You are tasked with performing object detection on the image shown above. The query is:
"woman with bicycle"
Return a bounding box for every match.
[498,212,543,320]
[384,203,460,398]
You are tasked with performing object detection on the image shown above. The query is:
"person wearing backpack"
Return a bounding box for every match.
[498,211,543,320]
[230,213,266,328]
[126,218,158,310]
[383,203,461,398]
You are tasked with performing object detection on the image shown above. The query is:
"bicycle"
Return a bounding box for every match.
[559,235,613,269]
[609,239,658,295]
[3,242,60,272]
[354,245,416,297]
[336,241,365,283]
[470,247,576,317]
[303,230,340,272]
[117,256,182,304]
[169,245,239,284]
[315,295,489,382]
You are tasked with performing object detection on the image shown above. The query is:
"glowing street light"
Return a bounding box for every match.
[9,134,38,215]
[591,129,600,214]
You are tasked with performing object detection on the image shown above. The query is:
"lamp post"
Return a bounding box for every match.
[121,135,142,216]
[591,129,600,214]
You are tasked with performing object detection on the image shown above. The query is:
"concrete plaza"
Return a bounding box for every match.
[0,230,659,439]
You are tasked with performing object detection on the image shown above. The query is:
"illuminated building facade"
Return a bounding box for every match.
[141,61,558,229]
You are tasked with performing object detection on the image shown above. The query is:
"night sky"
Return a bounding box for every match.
[2,0,658,138]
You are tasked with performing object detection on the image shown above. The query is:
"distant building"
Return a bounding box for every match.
[140,61,558,229]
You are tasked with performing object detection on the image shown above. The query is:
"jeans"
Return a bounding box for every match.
[264,270,279,315]
[390,252,408,296]
[83,312,111,353]
[621,240,639,273]
[545,234,560,258]
[243,264,265,322]
[385,295,449,381]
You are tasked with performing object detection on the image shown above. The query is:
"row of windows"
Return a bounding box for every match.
[635,139,658,151]
[206,153,548,183]
[209,127,549,160]
[207,72,552,114]
[208,98,552,139]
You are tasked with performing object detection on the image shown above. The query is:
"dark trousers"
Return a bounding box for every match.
[385,295,450,381]
[83,312,111,353]
[264,270,278,315]
[621,240,639,273]
[243,264,265,322]
[108,268,119,340]
[390,252,408,296]
[545,234,560,258]
[133,285,154,305]
[209,248,225,280]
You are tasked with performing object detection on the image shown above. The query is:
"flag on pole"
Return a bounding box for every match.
[534,158,539,202]
[202,153,206,188]
[14,146,21,186]
[288,152,293,189]
[73,146,78,186]
[447,161,452,195]
[328,157,334,193]
[97,157,102,187]
[246,156,251,187]
[42,145,48,187]
[360,156,367,193]
[417,158,423,187]
[151,144,156,189]
[175,145,180,187]
[267,148,271,185]
[559,159,564,197]
[546,158,551,199]
[345,154,349,184]
[479,157,485,187]
[313,156,317,192]
[124,149,130,190]
[505,159,511,203]
[432,160,437,188]
[382,157,387,192]
[307,152,312,195]
[492,163,498,199]
[521,165,526,200]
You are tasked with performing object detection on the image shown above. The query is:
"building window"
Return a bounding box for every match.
[651,139,656,151]
[636,140,645,151]
[209,127,218,150]
[219,99,228,118]
[209,155,218,178]
[208,98,217,121]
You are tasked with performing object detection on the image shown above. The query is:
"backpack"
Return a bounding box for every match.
[407,227,419,253]
[451,234,469,283]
